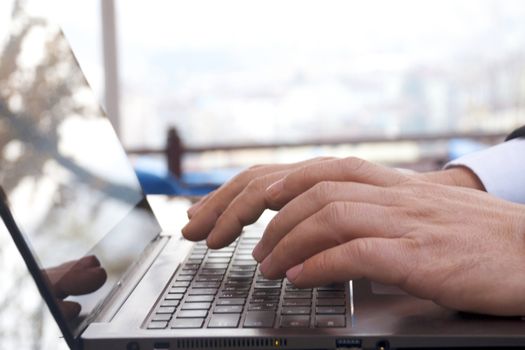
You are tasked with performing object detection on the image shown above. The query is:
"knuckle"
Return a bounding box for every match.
[342,156,367,172]
[245,177,266,194]
[314,251,332,274]
[351,239,373,262]
[318,202,346,228]
[309,181,333,204]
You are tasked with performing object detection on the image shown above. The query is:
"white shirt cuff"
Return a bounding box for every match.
[445,138,525,204]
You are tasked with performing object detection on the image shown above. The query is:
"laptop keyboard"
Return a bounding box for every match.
[146,235,349,330]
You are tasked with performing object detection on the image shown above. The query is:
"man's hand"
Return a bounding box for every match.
[251,158,525,315]
[183,157,483,249]
[182,157,525,315]
[183,157,336,247]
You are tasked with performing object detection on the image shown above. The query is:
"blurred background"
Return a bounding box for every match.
[1,0,525,348]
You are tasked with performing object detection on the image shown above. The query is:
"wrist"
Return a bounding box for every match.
[422,167,485,191]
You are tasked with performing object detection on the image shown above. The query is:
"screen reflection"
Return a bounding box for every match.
[0,13,161,335]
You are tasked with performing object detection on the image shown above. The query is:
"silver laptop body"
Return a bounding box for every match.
[1,15,525,350]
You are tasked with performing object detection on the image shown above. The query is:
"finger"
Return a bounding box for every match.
[187,192,214,219]
[56,266,107,298]
[266,157,409,207]
[205,170,290,248]
[182,157,335,242]
[259,202,402,278]
[253,181,399,261]
[286,238,413,288]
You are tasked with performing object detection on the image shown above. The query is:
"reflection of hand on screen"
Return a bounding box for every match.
[44,255,107,321]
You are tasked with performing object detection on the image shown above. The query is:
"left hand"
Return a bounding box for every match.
[255,158,525,315]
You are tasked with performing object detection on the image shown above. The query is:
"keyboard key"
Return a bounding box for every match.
[250,296,279,303]
[315,315,346,328]
[213,305,243,314]
[152,313,172,321]
[165,293,184,300]
[286,286,312,292]
[177,310,208,318]
[157,306,176,314]
[196,277,223,282]
[206,258,230,263]
[225,280,252,287]
[228,271,255,278]
[316,306,346,314]
[180,270,198,276]
[317,299,345,306]
[199,269,226,275]
[171,318,204,329]
[203,263,229,269]
[220,291,248,298]
[317,291,345,299]
[284,292,311,299]
[193,281,221,289]
[188,288,218,296]
[189,254,206,259]
[148,321,168,329]
[161,300,180,307]
[283,299,311,307]
[223,285,250,291]
[217,298,245,306]
[281,307,311,315]
[233,260,258,266]
[243,311,275,328]
[181,302,212,310]
[208,314,240,328]
[254,283,282,289]
[207,252,233,258]
[280,315,310,328]
[170,287,187,294]
[317,284,345,291]
[248,303,277,311]
[186,295,214,303]
[176,275,194,281]
[226,276,253,281]
[253,289,281,296]
[187,259,202,264]
[230,265,256,272]
[172,281,191,288]
[183,263,200,269]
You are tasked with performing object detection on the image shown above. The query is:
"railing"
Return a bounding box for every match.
[125,128,508,177]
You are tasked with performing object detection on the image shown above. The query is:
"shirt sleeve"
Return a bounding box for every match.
[444,138,525,204]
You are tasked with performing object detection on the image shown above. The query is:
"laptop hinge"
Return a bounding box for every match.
[85,234,170,325]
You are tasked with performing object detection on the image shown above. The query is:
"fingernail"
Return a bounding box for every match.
[286,263,303,281]
[260,253,272,275]
[252,243,264,262]
[266,179,284,200]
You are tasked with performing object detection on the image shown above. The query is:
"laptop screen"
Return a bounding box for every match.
[0,16,161,339]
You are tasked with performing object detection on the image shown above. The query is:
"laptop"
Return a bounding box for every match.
[1,15,525,350]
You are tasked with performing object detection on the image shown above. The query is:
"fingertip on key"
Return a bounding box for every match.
[286,263,303,282]
[252,243,264,262]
